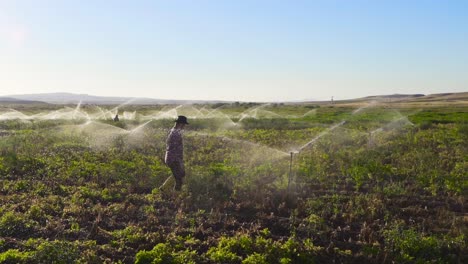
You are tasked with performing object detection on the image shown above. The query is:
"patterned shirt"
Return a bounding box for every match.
[165,128,183,163]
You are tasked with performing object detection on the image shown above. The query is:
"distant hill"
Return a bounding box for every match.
[0,96,47,104]
[361,94,425,100]
[6,93,228,105]
[4,92,467,105]
[411,92,468,102]
[337,92,468,104]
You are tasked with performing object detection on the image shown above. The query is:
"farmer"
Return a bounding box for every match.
[165,115,189,191]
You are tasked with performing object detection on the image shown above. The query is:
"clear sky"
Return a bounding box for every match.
[1,0,467,101]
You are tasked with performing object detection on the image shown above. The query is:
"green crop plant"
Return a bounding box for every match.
[384,225,466,263]
[0,249,32,264]
[135,243,198,264]
[0,212,36,238]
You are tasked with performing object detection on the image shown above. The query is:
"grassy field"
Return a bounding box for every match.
[0,101,467,263]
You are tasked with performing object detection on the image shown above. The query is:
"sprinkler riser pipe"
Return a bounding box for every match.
[287,152,294,194]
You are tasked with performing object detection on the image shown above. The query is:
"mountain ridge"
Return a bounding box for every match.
[2,92,467,105]
[3,92,229,105]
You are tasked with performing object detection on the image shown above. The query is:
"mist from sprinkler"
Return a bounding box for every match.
[283,102,381,193]
[1,100,418,194]
[128,120,154,134]
[189,131,291,159]
[1,100,403,156]
[0,102,291,130]
[1,101,377,152]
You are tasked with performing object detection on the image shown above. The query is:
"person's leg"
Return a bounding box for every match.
[169,161,184,191]
[180,162,185,178]
[174,178,182,191]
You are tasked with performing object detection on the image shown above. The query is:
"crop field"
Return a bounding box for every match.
[0,102,467,263]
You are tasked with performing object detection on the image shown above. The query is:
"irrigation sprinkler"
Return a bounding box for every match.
[287,151,299,195]
[284,119,354,196]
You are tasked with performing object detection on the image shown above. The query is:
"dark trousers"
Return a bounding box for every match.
[167,160,185,190]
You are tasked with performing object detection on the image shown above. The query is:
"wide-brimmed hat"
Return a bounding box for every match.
[175,115,189,124]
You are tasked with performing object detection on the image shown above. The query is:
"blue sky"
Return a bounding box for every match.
[1,0,467,101]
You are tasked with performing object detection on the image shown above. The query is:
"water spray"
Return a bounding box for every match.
[159,175,173,190]
[129,120,153,134]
